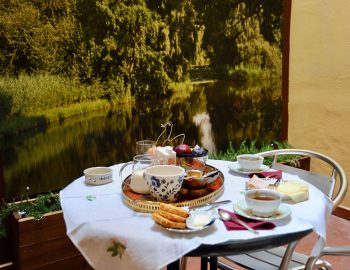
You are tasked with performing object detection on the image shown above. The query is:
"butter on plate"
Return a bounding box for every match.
[276,181,309,203]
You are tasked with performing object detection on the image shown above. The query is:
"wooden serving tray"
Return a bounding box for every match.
[122,164,224,213]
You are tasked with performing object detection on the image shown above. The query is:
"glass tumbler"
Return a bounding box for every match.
[136,140,156,155]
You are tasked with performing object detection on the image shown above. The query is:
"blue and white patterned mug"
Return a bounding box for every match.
[143,165,185,202]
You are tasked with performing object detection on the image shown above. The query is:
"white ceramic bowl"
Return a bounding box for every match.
[143,165,185,202]
[84,167,113,185]
[237,154,264,171]
[245,189,282,217]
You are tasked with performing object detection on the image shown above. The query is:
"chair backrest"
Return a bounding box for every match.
[258,149,348,211]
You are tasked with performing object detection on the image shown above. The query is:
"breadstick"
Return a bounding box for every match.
[158,210,187,223]
[159,203,189,218]
[152,212,187,229]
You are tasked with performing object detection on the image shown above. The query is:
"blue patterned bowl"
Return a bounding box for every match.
[143,165,185,202]
[84,167,113,186]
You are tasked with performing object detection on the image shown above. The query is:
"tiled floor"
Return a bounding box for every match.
[173,214,350,270]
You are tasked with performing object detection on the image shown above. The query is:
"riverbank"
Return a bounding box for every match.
[0,72,212,138]
[0,74,134,138]
[0,64,279,139]
[0,98,134,139]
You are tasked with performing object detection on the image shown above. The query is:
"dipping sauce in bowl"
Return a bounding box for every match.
[186,169,203,180]
[183,169,207,189]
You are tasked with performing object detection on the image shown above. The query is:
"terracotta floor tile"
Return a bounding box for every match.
[164,214,350,270]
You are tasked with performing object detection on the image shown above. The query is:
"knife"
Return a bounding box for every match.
[188,200,232,211]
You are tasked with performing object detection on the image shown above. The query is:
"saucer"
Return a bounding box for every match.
[228,162,269,175]
[233,200,291,221]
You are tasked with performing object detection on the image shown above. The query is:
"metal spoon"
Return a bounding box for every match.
[185,170,220,183]
[268,178,282,189]
[218,209,259,234]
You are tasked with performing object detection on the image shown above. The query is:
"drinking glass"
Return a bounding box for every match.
[136,140,156,155]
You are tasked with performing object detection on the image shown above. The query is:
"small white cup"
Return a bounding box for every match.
[84,167,113,185]
[245,189,282,217]
[143,165,185,202]
[237,154,264,171]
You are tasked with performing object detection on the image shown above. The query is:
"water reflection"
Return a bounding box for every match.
[193,112,216,153]
[0,81,282,198]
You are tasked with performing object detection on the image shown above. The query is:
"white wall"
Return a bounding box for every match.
[289,1,350,207]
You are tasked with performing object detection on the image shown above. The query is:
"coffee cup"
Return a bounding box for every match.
[245,189,282,217]
[237,154,264,171]
[143,165,185,202]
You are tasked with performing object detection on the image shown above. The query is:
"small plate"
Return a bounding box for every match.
[163,218,215,233]
[160,210,216,233]
[233,200,291,221]
[228,161,269,175]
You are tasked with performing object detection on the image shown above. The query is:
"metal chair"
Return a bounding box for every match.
[304,245,350,270]
[217,149,348,270]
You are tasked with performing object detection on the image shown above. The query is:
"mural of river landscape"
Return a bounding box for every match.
[1,81,282,198]
[0,1,285,198]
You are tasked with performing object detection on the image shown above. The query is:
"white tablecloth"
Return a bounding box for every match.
[60,159,332,270]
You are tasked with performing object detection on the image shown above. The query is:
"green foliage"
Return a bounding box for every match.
[0,192,61,238]
[188,66,217,82]
[209,140,293,165]
[200,0,282,80]
[0,73,131,136]
[0,0,283,84]
[0,74,105,116]
[221,64,277,83]
[0,0,77,75]
[0,0,284,133]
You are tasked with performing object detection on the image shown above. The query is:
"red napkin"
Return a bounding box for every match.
[248,170,282,179]
[219,209,276,231]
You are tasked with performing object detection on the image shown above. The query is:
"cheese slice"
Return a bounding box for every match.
[276,181,309,203]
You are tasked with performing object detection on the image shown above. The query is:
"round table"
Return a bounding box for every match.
[59,159,331,270]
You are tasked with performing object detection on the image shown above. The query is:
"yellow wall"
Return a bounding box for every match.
[288,1,350,207]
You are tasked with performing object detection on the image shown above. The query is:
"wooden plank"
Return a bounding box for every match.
[333,205,350,221]
[8,212,21,270]
[281,0,292,141]
[16,211,64,234]
[9,211,92,270]
[17,218,67,246]
[279,156,311,171]
[0,237,12,265]
[31,255,92,270]
[17,236,81,270]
